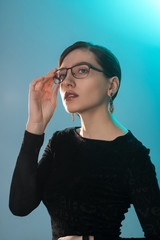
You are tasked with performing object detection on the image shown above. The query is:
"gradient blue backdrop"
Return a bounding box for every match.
[1,0,160,239]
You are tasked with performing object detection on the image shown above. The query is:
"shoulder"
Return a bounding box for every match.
[49,127,76,145]
[114,130,151,171]
[53,126,75,137]
[126,130,150,156]
[126,131,155,174]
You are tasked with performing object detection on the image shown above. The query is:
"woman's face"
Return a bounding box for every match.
[59,48,109,115]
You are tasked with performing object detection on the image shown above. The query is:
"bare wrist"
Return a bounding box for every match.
[26,121,46,135]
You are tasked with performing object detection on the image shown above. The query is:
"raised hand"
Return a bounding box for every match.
[26,68,59,134]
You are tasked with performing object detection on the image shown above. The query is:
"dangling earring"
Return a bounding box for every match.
[72,113,74,122]
[108,92,114,114]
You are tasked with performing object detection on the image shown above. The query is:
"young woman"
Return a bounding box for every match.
[9,41,160,240]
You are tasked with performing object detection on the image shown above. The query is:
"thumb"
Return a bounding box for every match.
[51,83,59,104]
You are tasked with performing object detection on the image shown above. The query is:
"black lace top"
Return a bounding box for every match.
[9,127,160,240]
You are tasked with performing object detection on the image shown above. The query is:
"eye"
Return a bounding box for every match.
[59,73,66,81]
[78,68,89,74]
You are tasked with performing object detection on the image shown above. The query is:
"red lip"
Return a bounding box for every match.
[64,91,79,100]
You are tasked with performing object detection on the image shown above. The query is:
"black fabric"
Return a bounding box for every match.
[82,236,89,240]
[9,127,160,240]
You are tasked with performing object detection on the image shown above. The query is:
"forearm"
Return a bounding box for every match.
[9,130,44,216]
[128,147,160,239]
[26,121,46,135]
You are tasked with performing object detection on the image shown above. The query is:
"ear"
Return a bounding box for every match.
[107,76,119,97]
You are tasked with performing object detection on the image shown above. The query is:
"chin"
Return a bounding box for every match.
[64,102,94,115]
[65,109,78,114]
[63,103,79,113]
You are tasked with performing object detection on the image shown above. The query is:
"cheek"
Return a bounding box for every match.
[82,78,107,102]
[59,85,64,99]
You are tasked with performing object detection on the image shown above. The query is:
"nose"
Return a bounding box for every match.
[62,69,76,87]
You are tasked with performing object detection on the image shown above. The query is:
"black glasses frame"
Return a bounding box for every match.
[55,61,113,83]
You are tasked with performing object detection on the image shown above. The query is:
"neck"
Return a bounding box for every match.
[78,106,127,141]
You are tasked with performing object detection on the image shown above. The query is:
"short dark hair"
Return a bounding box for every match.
[59,41,121,100]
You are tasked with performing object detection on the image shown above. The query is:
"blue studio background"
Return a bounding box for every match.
[0,0,160,239]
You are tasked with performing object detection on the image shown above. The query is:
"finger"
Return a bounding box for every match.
[33,75,53,92]
[30,76,45,91]
[47,68,57,75]
[42,78,55,93]
[30,68,57,91]
[35,81,44,91]
[51,83,59,103]
[44,68,57,79]
[41,69,58,87]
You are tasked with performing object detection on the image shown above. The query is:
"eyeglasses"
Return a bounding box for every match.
[54,62,112,84]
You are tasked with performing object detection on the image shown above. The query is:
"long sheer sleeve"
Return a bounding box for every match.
[127,146,160,239]
[9,130,55,216]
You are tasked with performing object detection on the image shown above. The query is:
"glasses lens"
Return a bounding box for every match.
[72,64,90,78]
[56,69,67,83]
[53,73,59,84]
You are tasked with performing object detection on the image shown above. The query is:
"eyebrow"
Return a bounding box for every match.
[58,61,93,70]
